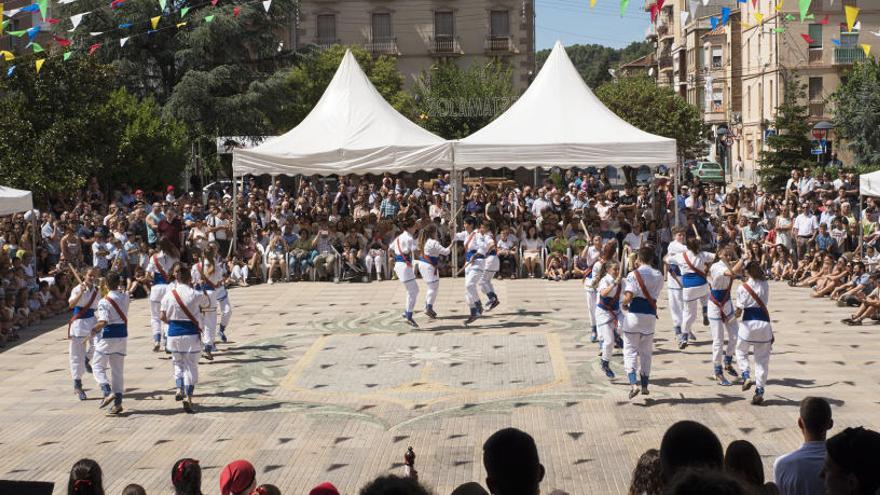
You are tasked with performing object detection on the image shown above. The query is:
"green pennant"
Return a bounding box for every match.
[7,29,26,37]
[180,6,189,17]
[798,0,811,22]
[773,27,785,33]
[31,42,44,53]
[619,0,629,17]
[204,14,214,22]
[63,51,72,61]
[804,13,814,20]
[784,13,794,21]
[158,0,166,10]
[37,0,47,19]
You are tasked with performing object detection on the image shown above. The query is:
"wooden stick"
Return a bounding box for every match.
[67,263,83,285]
[692,223,701,241]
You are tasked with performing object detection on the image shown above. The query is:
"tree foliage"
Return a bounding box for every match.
[536,41,652,89]
[758,74,813,191]
[412,59,515,140]
[595,76,705,158]
[832,59,880,166]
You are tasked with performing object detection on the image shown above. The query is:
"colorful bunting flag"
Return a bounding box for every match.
[751,0,757,7]
[233,6,240,16]
[804,13,814,20]
[754,12,763,24]
[710,16,718,30]
[773,27,785,33]
[52,34,71,46]
[262,0,270,11]
[35,58,44,74]
[680,11,689,26]
[701,0,709,6]
[150,15,160,28]
[19,4,39,13]
[120,36,128,46]
[88,42,101,55]
[619,0,629,16]
[820,14,828,25]
[0,16,5,37]
[845,5,858,33]
[6,29,25,36]
[831,38,840,46]
[89,31,103,36]
[853,21,861,32]
[158,0,166,10]
[801,33,815,44]
[4,6,22,16]
[689,0,697,17]
[31,42,44,52]
[721,6,730,25]
[650,3,658,22]
[57,0,77,4]
[798,0,810,22]
[180,6,189,17]
[69,12,89,30]
[784,14,794,21]
[211,0,217,5]
[737,0,746,3]
[176,21,186,27]
[110,0,124,8]
[204,14,214,22]
[590,0,596,6]
[863,44,871,57]
[63,51,71,60]
[45,17,59,23]
[26,25,39,40]
[118,22,132,28]
[6,65,14,77]
[36,0,46,19]
[871,29,880,38]
[0,50,13,61]
[775,0,784,12]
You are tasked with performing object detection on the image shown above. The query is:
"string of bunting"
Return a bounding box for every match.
[1,0,275,76]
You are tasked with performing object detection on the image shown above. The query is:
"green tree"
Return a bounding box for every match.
[832,59,880,166]
[595,76,705,158]
[758,74,813,191]
[412,59,515,139]
[536,41,652,89]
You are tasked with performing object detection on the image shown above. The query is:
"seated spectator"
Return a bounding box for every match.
[521,227,542,279]
[660,420,724,483]
[725,440,778,494]
[122,484,146,495]
[482,427,545,495]
[842,284,880,325]
[823,427,880,495]
[288,227,314,281]
[311,225,337,281]
[220,459,257,495]
[496,228,518,279]
[265,229,288,284]
[360,475,430,495]
[172,458,201,495]
[544,252,566,281]
[68,458,104,495]
[310,482,340,495]
[628,448,662,495]
[773,396,833,495]
[666,467,750,495]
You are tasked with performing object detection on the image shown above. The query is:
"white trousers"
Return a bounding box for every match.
[623,332,654,376]
[93,337,126,395]
[69,336,94,381]
[217,292,232,328]
[596,310,619,362]
[365,254,386,279]
[710,318,738,366]
[585,289,597,330]
[667,287,682,327]
[394,262,418,313]
[201,291,218,347]
[736,339,771,390]
[149,300,167,342]
[464,264,481,307]
[682,298,700,335]
[168,335,201,387]
[231,265,249,283]
[479,257,498,298]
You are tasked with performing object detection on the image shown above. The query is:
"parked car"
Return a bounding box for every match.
[692,161,725,184]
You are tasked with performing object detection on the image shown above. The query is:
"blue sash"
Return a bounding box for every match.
[73,307,95,319]
[394,255,411,263]
[682,272,707,288]
[668,264,681,276]
[710,289,730,303]
[742,307,770,322]
[465,250,484,262]
[194,285,214,292]
[487,249,497,256]
[598,295,620,312]
[421,255,439,265]
[629,297,656,315]
[168,320,199,337]
[101,323,128,339]
[153,272,168,285]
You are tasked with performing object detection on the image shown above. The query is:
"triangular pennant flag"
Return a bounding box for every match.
[26,25,39,41]
[19,4,39,13]
[261,0,270,12]
[110,0,124,8]
[63,51,71,60]
[742,20,751,29]
[0,50,13,61]
[755,12,763,24]
[776,0,784,12]
[590,0,596,6]
[120,36,128,46]
[845,5,859,32]
[150,15,160,28]
[650,3,658,22]
[871,29,880,38]
[853,20,861,31]
[158,0,166,10]
[798,0,810,22]
[52,34,71,47]
[147,28,157,34]
[88,42,101,55]
[210,0,217,5]
[0,16,5,37]
[702,0,708,5]
[7,29,25,36]
[69,12,88,30]
[6,65,14,77]
[680,11,689,26]
[233,6,239,16]
[4,6,22,16]
[176,21,186,27]
[831,38,840,46]
[180,6,189,17]
[737,0,746,3]
[31,42,44,52]
[35,58,44,74]
[710,16,718,30]
[801,33,815,44]
[57,0,76,3]
[619,0,629,17]
[784,13,794,21]
[862,44,871,57]
[36,0,46,19]
[204,14,214,22]
[773,27,785,33]
[804,13,814,20]
[45,17,59,24]
[820,14,828,25]
[751,0,757,7]
[118,22,132,28]
[721,7,730,25]
[89,31,103,36]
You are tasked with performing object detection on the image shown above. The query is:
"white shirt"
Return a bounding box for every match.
[191,262,224,289]
[96,290,130,326]
[92,241,114,270]
[421,239,450,258]
[793,213,819,237]
[624,265,663,323]
[392,231,416,257]
[146,252,177,282]
[497,234,518,251]
[160,284,208,322]
[773,441,826,495]
[68,284,100,337]
[707,261,735,318]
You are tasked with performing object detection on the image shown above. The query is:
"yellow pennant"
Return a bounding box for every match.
[0,4,4,35]
[845,5,859,32]
[0,50,13,61]
[590,0,597,7]
[755,12,763,24]
[176,21,187,28]
[775,0,783,12]
[863,44,871,58]
[742,20,751,29]
[150,15,160,29]
[35,58,44,74]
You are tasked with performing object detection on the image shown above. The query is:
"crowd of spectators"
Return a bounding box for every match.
[2,165,878,344]
[54,397,879,495]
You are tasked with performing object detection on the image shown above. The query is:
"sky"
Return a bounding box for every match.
[535,0,652,50]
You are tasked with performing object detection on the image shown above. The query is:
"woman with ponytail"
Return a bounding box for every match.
[171,458,202,495]
[67,458,104,495]
[415,223,450,319]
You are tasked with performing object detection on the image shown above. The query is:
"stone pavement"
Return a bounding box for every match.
[0,279,877,494]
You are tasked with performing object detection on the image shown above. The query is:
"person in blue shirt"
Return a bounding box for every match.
[814,223,835,254]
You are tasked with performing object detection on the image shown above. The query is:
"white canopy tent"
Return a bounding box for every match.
[858,170,880,255]
[232,50,453,177]
[0,186,34,216]
[453,41,677,169]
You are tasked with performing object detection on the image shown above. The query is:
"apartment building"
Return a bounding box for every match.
[294,0,536,92]
[641,0,880,181]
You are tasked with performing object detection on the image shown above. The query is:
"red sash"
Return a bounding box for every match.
[171,289,203,334]
[420,255,437,276]
[196,263,217,290]
[105,295,128,324]
[464,232,476,250]
[633,269,659,319]
[682,252,707,279]
[67,288,97,338]
[581,264,593,283]
[396,238,412,267]
[153,254,170,281]
[741,283,770,320]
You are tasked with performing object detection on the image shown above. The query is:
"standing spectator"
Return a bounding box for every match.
[773,396,833,495]
[798,168,816,202]
[379,192,400,219]
[146,202,165,248]
[793,204,819,262]
[725,440,778,494]
[68,458,104,495]
[482,428,545,495]
[158,208,184,249]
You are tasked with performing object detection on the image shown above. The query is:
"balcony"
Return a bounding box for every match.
[365,38,399,55]
[484,36,517,54]
[809,101,825,118]
[658,55,673,68]
[430,36,462,55]
[314,38,340,49]
[645,24,657,40]
[833,47,866,65]
[657,24,669,39]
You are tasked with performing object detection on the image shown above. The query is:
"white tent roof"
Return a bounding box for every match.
[453,41,677,169]
[0,186,33,216]
[233,50,452,177]
[860,170,880,197]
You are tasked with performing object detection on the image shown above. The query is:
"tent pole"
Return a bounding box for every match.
[451,163,458,279]
[31,212,37,276]
[230,173,238,258]
[673,160,680,227]
[859,194,864,258]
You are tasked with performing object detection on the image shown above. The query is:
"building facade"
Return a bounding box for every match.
[641,0,879,182]
[294,0,536,92]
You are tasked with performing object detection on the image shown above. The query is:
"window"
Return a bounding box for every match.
[809,77,823,101]
[712,86,723,111]
[316,14,336,43]
[769,80,773,109]
[697,46,704,69]
[747,86,751,119]
[434,11,455,39]
[371,13,392,41]
[490,10,510,37]
[711,46,722,68]
[808,24,823,49]
[840,24,859,48]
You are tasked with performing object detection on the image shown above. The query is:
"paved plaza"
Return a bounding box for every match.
[0,279,877,494]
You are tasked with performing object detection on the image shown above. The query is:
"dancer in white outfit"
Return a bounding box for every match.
[672,237,714,349]
[91,271,129,414]
[212,244,233,343]
[621,247,664,399]
[664,227,687,346]
[454,217,484,325]
[415,223,450,319]
[582,236,603,343]
[161,264,208,414]
[191,245,224,361]
[147,238,179,352]
[68,267,100,401]
[707,245,744,385]
[392,219,419,328]
[478,220,501,311]
[595,260,623,379]
[735,260,773,405]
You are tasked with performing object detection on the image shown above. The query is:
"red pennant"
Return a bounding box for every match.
[211,0,218,5]
[45,17,60,24]
[110,0,125,7]
[656,0,665,9]
[88,43,101,55]
[820,14,829,25]
[233,6,240,16]
[751,0,757,7]
[801,33,815,44]
[53,35,71,47]
[650,3,659,23]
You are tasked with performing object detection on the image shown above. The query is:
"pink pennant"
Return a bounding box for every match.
[211,0,218,5]
[751,0,757,7]
[801,33,815,44]
[88,42,101,55]
[656,0,665,9]
[233,6,240,16]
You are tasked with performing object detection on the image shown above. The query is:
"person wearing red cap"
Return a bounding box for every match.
[220,460,257,495]
[166,185,176,203]
[309,482,340,495]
